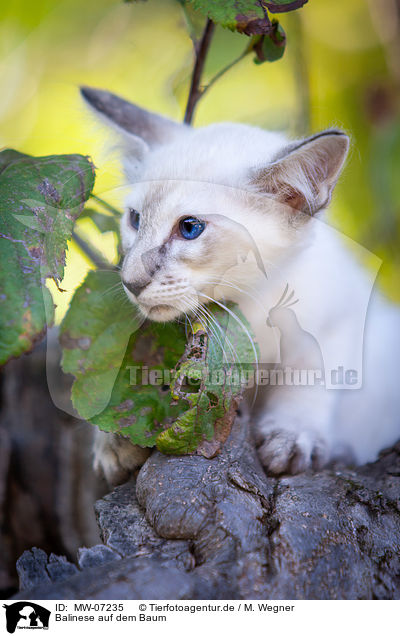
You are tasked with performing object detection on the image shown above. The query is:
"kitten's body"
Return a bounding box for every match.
[240,223,400,469]
[83,88,400,485]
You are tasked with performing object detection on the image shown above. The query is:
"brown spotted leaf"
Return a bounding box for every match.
[156,308,259,457]
[60,270,258,455]
[187,0,307,33]
[0,150,95,365]
[264,0,308,13]
[60,269,187,444]
[252,19,286,62]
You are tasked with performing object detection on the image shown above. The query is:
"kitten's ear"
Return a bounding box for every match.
[80,87,186,177]
[253,130,349,216]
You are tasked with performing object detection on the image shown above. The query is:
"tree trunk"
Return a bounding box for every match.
[5,362,400,599]
[0,339,102,598]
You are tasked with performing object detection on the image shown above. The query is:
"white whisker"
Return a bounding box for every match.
[184,297,229,363]
[195,302,234,365]
[199,303,241,367]
[197,292,259,405]
[198,292,259,369]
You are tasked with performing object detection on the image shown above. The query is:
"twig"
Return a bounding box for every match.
[72,230,114,270]
[201,49,249,98]
[90,194,122,216]
[184,18,215,124]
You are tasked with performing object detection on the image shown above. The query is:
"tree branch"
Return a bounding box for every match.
[201,49,249,99]
[90,194,122,216]
[71,230,115,271]
[184,18,215,124]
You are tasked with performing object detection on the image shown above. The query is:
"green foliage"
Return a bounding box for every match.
[60,269,186,444]
[157,313,257,456]
[188,0,306,33]
[125,0,311,127]
[1,0,308,456]
[189,0,266,32]
[60,269,257,455]
[252,20,286,62]
[0,150,95,365]
[132,0,309,78]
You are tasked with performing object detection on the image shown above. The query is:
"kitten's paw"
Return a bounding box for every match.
[256,424,329,475]
[93,430,151,487]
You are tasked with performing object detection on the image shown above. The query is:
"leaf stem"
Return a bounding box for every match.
[184,18,215,124]
[72,230,114,270]
[90,194,122,216]
[201,49,249,98]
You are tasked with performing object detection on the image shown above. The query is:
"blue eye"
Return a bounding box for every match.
[179,216,206,240]
[129,208,140,230]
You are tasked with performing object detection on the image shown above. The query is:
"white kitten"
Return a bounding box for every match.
[82,87,400,485]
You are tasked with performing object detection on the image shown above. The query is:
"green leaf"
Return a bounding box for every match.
[189,0,268,33]
[60,270,137,420]
[0,150,95,365]
[252,19,286,63]
[89,318,187,446]
[187,0,307,33]
[264,1,308,13]
[0,150,29,173]
[157,309,258,457]
[60,270,187,443]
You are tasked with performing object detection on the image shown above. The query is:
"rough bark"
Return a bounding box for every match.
[11,412,400,600]
[2,337,399,600]
[0,338,102,597]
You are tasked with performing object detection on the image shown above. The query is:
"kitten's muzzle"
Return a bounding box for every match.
[122,279,150,298]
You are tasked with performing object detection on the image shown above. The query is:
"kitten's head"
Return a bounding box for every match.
[81,87,349,323]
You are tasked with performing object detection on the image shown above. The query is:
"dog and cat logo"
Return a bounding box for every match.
[2,602,50,633]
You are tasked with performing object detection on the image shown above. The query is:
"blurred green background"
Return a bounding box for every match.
[1,0,399,320]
